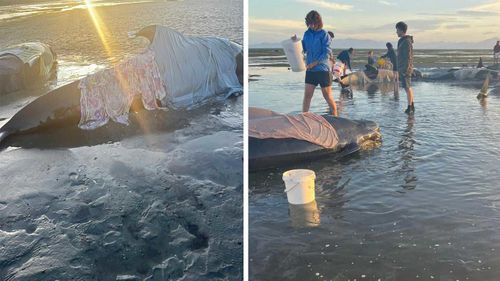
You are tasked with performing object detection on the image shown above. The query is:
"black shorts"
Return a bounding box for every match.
[305,71,332,88]
[399,72,412,89]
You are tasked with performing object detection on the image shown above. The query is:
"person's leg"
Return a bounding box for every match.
[404,87,411,114]
[394,71,399,94]
[321,86,337,116]
[303,83,316,112]
[406,87,414,105]
[401,73,414,113]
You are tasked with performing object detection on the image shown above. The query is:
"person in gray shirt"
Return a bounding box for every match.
[396,21,415,114]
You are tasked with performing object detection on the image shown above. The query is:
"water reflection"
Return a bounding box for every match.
[366,84,378,99]
[479,97,488,111]
[399,115,417,190]
[288,200,320,228]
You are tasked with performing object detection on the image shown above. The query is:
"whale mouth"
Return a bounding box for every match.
[358,121,382,150]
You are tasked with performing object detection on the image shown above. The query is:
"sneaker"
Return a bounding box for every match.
[411,103,415,113]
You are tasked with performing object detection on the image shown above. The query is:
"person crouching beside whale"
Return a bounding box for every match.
[301,10,337,116]
[396,21,415,114]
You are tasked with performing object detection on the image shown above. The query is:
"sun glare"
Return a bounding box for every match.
[84,0,112,57]
[83,0,154,137]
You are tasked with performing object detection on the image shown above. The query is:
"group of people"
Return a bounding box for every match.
[300,10,415,116]
[469,41,499,68]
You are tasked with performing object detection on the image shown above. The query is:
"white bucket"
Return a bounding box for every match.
[283,169,316,205]
[281,37,306,72]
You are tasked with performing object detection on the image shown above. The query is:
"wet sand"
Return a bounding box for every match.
[1,98,243,280]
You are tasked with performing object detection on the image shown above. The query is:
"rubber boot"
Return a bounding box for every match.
[404,105,411,114]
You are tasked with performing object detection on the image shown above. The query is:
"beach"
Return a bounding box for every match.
[249,49,500,280]
[0,0,243,280]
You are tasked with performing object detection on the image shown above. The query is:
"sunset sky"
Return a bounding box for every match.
[249,0,500,48]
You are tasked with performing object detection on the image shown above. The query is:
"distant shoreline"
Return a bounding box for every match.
[249,48,497,69]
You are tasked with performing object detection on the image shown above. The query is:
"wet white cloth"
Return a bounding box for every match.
[78,50,166,130]
[332,61,347,79]
[149,26,242,109]
[249,107,339,149]
[0,42,55,80]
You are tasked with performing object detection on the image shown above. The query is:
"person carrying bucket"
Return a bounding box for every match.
[301,10,338,116]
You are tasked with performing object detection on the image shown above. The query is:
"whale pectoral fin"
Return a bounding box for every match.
[338,142,360,158]
[0,131,11,147]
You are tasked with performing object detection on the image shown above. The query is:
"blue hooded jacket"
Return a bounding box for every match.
[302,28,331,72]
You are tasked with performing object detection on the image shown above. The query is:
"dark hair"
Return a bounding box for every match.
[396,21,408,33]
[348,48,354,53]
[386,42,393,48]
[328,31,334,39]
[305,10,323,29]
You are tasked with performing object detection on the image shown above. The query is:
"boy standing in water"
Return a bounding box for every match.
[396,21,415,114]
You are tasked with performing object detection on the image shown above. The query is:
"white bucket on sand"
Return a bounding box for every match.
[283,169,316,205]
[281,37,306,72]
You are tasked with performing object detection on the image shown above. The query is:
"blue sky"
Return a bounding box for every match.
[249,0,500,48]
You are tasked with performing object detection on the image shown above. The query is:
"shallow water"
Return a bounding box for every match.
[249,66,500,280]
[250,48,495,70]
[0,0,242,280]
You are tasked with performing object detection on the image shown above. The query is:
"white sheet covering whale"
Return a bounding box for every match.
[149,26,242,109]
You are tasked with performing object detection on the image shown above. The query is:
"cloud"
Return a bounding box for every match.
[345,19,443,34]
[249,18,335,32]
[467,1,500,12]
[250,18,306,30]
[457,10,499,17]
[249,1,500,45]
[296,0,353,11]
[458,1,500,17]
[445,24,469,29]
[249,17,337,44]
[378,0,395,6]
